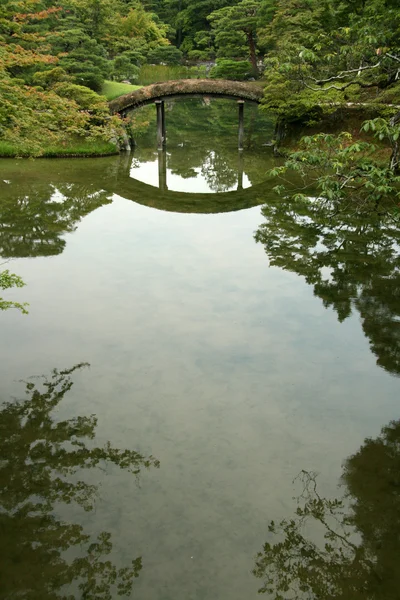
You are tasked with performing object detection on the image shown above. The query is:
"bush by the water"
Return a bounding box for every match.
[112,55,140,82]
[209,60,252,81]
[147,46,183,65]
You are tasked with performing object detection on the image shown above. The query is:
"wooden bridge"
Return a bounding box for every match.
[108,79,264,150]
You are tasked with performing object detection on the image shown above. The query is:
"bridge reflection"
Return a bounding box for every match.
[151,148,245,193]
[153,97,247,150]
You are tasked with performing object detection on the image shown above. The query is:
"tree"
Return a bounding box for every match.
[112,54,140,81]
[0,2,125,155]
[259,0,400,138]
[0,363,160,598]
[0,0,171,154]
[266,132,400,204]
[106,4,169,56]
[208,0,263,75]
[147,44,183,64]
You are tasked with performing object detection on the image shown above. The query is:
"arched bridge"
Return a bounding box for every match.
[108,79,264,114]
[109,79,264,150]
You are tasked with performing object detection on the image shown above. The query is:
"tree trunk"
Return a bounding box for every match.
[246,32,258,78]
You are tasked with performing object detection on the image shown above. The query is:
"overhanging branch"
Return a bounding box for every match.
[311,62,381,84]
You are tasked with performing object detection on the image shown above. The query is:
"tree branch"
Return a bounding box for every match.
[310,62,381,84]
[386,53,400,63]
[303,79,383,92]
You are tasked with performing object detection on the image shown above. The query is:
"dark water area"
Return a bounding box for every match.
[0,99,399,599]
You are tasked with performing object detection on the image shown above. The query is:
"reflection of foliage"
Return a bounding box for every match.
[342,420,400,597]
[0,364,159,599]
[200,151,238,193]
[0,268,28,313]
[254,420,400,599]
[254,471,367,599]
[0,182,112,258]
[132,98,275,190]
[254,189,400,375]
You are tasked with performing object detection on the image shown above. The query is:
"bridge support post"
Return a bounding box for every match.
[238,100,244,150]
[237,150,244,191]
[158,148,167,192]
[161,101,166,144]
[155,100,166,149]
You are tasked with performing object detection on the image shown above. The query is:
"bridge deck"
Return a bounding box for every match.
[108,79,264,113]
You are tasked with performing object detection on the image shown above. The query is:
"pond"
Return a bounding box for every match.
[0,98,399,600]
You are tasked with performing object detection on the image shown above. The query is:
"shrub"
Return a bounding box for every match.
[63,64,105,92]
[147,45,183,65]
[209,59,252,81]
[33,67,71,88]
[112,55,140,82]
[52,83,107,111]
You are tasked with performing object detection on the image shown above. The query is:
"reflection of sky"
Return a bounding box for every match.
[1,164,399,600]
[130,156,251,193]
[1,193,400,600]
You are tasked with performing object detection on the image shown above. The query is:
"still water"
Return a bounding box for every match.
[0,99,399,599]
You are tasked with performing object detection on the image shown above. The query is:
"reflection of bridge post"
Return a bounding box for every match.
[238,100,244,150]
[155,100,166,150]
[237,149,244,191]
[158,148,167,192]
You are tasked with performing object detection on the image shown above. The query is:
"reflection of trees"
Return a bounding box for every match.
[0,182,112,258]
[200,151,238,193]
[0,364,159,599]
[254,196,400,375]
[254,419,400,599]
[131,98,275,190]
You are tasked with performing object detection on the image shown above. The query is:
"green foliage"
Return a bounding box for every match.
[270,132,400,207]
[210,59,252,80]
[259,0,400,132]
[0,0,171,154]
[1,0,399,156]
[32,67,71,88]
[147,44,183,64]
[362,117,400,171]
[0,76,87,156]
[51,82,105,108]
[0,72,125,157]
[0,269,28,314]
[59,41,110,92]
[208,0,264,74]
[111,5,169,44]
[112,54,140,82]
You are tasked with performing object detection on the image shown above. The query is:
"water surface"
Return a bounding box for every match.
[0,99,399,599]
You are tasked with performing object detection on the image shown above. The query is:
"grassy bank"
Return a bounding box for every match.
[0,140,119,158]
[101,80,142,101]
